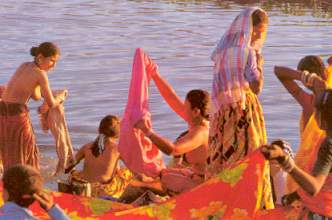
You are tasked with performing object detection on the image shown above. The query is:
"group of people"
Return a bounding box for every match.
[0,6,331,219]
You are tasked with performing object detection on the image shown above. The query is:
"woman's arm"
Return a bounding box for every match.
[274,66,312,109]
[288,167,327,196]
[38,71,62,108]
[246,50,263,95]
[135,119,206,156]
[75,143,90,162]
[151,72,187,121]
[261,143,331,196]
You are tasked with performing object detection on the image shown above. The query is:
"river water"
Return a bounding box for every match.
[0,0,331,186]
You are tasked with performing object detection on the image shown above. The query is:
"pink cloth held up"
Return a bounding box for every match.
[118,48,165,178]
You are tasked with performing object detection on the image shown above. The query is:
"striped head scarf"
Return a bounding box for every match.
[211,7,267,112]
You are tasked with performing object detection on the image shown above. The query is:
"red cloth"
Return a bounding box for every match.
[0,101,39,171]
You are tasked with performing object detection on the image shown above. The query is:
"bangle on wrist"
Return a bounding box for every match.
[145,129,154,138]
[281,155,295,173]
[301,70,309,85]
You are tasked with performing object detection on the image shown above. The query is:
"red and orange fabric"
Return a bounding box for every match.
[0,149,275,219]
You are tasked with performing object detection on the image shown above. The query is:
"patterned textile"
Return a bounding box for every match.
[119,48,165,178]
[0,101,39,171]
[211,7,266,111]
[38,90,74,175]
[0,150,277,219]
[71,168,134,199]
[160,167,204,195]
[207,89,273,209]
[107,150,271,219]
[207,89,266,174]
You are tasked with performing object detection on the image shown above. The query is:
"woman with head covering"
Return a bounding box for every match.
[205,7,273,209]
[206,7,269,176]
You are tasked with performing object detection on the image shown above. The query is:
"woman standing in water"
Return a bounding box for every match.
[206,7,273,208]
[0,42,63,171]
[206,7,268,175]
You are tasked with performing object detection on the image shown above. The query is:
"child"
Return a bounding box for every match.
[0,164,69,220]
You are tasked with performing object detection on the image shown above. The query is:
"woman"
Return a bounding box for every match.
[206,7,268,176]
[135,89,210,195]
[274,56,330,192]
[70,115,133,198]
[261,88,332,219]
[0,42,63,171]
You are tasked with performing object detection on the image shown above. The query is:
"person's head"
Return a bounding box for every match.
[297,55,326,80]
[327,56,332,66]
[91,115,120,157]
[314,89,332,132]
[184,89,210,122]
[251,9,269,46]
[30,42,60,72]
[2,165,43,207]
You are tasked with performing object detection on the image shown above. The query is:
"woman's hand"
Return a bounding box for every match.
[32,191,54,211]
[134,118,151,135]
[261,144,287,162]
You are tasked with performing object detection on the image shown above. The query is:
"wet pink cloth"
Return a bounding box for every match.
[38,90,74,175]
[118,48,165,178]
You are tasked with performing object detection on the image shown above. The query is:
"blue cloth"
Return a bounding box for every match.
[0,202,70,220]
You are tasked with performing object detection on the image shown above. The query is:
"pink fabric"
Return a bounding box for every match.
[118,48,165,178]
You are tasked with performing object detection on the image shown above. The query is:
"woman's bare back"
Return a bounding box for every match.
[80,141,120,183]
[2,62,42,104]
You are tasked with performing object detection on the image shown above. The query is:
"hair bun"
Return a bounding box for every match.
[30,46,39,57]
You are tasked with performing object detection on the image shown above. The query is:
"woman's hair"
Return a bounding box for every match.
[327,56,332,66]
[297,55,325,78]
[315,89,332,130]
[91,115,120,157]
[185,89,210,120]
[3,165,43,207]
[30,42,60,58]
[252,9,269,26]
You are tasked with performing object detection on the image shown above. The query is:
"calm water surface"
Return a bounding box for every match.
[0,0,331,186]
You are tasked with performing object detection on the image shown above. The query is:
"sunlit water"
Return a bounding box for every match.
[0,0,331,189]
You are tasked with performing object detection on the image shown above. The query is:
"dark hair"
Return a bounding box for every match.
[297,55,325,78]
[185,89,210,120]
[315,89,332,130]
[252,9,268,27]
[327,56,332,65]
[91,115,120,157]
[3,165,43,207]
[30,42,60,58]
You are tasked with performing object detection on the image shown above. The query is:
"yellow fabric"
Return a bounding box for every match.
[71,168,134,199]
[207,89,273,209]
[287,67,332,193]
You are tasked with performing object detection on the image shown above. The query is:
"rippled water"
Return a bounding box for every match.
[0,0,331,186]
